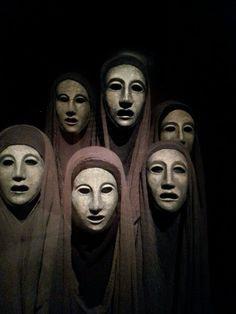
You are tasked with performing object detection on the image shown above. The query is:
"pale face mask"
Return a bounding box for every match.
[56,79,91,134]
[72,167,118,233]
[105,64,146,127]
[160,109,195,153]
[0,145,44,207]
[147,149,188,213]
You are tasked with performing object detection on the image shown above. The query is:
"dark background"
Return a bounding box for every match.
[0,1,235,313]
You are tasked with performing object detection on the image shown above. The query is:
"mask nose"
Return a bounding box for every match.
[66,100,76,116]
[119,87,132,109]
[13,161,26,182]
[179,129,186,145]
[89,192,103,214]
[161,169,175,190]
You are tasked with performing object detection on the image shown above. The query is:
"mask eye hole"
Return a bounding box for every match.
[57,94,69,102]
[2,159,14,166]
[75,96,87,104]
[162,124,176,132]
[25,158,38,166]
[78,187,91,194]
[131,83,144,92]
[173,166,186,174]
[149,165,163,173]
[183,125,194,133]
[101,185,113,194]
[108,82,122,91]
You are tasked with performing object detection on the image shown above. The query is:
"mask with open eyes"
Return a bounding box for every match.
[160,109,195,153]
[72,167,118,233]
[146,148,188,213]
[56,79,91,135]
[104,64,146,128]
[0,145,44,207]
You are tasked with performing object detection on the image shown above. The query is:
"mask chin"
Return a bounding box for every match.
[4,193,40,220]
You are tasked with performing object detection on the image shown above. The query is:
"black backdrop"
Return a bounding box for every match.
[0,1,235,313]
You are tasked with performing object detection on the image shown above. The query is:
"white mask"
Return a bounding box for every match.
[105,64,146,127]
[56,79,91,134]
[72,167,118,233]
[0,145,44,207]
[160,109,195,153]
[147,149,188,213]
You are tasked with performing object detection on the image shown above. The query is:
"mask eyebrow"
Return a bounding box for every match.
[106,78,124,86]
[146,159,165,169]
[101,182,117,189]
[172,160,188,169]
[0,154,14,160]
[131,79,146,90]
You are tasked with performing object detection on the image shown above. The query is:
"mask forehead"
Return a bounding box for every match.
[147,148,187,168]
[161,109,194,126]
[57,79,88,98]
[0,144,42,159]
[106,64,146,87]
[73,167,117,188]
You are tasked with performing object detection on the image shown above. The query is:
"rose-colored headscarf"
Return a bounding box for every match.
[0,124,63,313]
[98,51,152,228]
[62,146,138,313]
[45,72,97,193]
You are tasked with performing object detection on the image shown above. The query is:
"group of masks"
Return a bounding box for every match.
[0,67,195,223]
[0,50,209,314]
[0,146,190,225]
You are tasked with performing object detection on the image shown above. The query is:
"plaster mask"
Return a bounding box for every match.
[160,109,195,153]
[147,149,188,213]
[72,167,118,233]
[56,79,91,134]
[0,145,44,207]
[105,64,146,127]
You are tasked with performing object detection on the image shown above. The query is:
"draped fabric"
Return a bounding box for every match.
[45,72,97,192]
[150,100,207,214]
[98,51,152,227]
[0,124,63,314]
[62,146,138,314]
[136,141,212,314]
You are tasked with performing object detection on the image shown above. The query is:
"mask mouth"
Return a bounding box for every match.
[160,192,178,200]
[65,117,78,123]
[11,185,29,192]
[87,215,105,224]
[117,109,134,119]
